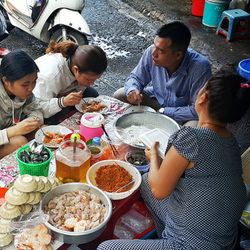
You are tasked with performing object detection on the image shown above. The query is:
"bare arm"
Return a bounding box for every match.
[146,141,190,200]
[6,119,41,139]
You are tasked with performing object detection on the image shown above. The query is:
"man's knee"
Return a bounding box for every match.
[113,87,128,103]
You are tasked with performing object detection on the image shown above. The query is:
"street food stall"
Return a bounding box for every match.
[0,96,179,249]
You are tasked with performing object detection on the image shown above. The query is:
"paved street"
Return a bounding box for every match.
[0,0,250,153]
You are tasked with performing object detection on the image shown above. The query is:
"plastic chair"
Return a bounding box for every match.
[216,9,250,42]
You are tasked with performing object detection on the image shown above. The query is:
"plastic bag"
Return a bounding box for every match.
[9,210,52,250]
[229,0,248,10]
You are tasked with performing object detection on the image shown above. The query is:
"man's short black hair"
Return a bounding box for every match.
[156,21,191,53]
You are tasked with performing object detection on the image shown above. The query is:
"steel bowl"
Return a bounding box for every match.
[39,183,112,245]
[125,105,156,114]
[114,111,180,149]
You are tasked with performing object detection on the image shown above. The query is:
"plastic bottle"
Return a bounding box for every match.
[88,137,103,165]
[92,137,101,145]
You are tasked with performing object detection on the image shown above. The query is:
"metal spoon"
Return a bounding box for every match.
[114,180,135,193]
[39,125,53,138]
[82,98,88,105]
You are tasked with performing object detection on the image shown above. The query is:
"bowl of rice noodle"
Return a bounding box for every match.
[114,111,180,149]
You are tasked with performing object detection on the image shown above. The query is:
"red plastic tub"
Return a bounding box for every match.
[191,0,205,16]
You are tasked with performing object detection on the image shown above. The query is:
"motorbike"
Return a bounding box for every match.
[0,10,10,58]
[0,0,91,45]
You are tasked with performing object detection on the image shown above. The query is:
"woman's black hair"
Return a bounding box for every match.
[0,50,39,83]
[205,70,250,123]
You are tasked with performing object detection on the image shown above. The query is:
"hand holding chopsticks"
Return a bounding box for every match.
[101,124,119,157]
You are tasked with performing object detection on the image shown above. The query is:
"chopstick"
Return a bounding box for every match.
[101,124,119,157]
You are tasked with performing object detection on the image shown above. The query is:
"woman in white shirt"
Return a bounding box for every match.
[33,40,107,124]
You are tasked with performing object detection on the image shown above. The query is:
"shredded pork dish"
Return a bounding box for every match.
[95,163,133,193]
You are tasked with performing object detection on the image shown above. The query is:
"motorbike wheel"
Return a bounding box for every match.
[50,28,88,45]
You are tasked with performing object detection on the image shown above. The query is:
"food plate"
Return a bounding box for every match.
[35,125,72,148]
[75,97,109,114]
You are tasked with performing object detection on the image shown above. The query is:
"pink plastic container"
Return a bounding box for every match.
[80,112,105,141]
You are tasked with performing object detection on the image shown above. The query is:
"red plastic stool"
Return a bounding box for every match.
[216,9,250,42]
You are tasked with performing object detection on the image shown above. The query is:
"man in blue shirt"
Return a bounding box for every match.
[114,21,212,126]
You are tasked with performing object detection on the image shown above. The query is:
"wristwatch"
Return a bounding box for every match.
[158,108,164,114]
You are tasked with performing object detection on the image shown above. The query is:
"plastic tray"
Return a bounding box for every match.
[139,128,171,159]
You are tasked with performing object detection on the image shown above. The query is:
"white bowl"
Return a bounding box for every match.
[86,160,142,200]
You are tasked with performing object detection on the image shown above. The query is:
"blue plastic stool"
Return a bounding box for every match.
[216,9,250,42]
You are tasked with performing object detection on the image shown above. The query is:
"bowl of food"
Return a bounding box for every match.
[39,183,112,245]
[86,160,142,200]
[35,125,72,148]
[125,149,150,173]
[114,111,180,149]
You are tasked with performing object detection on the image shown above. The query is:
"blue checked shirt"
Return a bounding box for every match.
[125,45,212,123]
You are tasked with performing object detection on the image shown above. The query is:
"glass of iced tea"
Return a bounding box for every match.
[55,139,91,183]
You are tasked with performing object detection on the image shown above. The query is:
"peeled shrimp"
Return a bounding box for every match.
[43,189,108,232]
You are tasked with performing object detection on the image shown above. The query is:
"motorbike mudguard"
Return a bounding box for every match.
[48,9,91,36]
